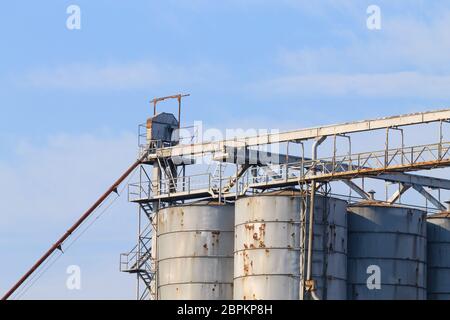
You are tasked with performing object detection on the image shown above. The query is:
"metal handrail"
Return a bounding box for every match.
[120,224,153,272]
[129,141,450,200]
[128,173,214,201]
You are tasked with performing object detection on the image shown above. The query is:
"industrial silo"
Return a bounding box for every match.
[427,210,450,300]
[347,202,427,300]
[156,201,234,299]
[233,190,347,300]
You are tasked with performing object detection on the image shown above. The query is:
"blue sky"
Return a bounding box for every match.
[1,0,450,299]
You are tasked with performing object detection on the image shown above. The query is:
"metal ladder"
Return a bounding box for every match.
[213,162,226,178]
[212,162,227,185]
[222,164,250,193]
[157,157,177,193]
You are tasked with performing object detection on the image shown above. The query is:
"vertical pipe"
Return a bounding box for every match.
[178,96,181,129]
[286,141,290,181]
[137,205,141,300]
[306,184,316,281]
[137,165,143,299]
[439,121,443,160]
[385,127,390,167]
[153,165,161,300]
[299,187,305,301]
[182,165,186,194]
[348,135,352,171]
[333,135,337,171]
[235,164,239,200]
[306,136,325,298]
[219,163,222,204]
[155,201,160,300]
[400,128,404,165]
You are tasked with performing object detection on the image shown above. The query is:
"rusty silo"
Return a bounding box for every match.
[233,190,347,300]
[156,201,234,299]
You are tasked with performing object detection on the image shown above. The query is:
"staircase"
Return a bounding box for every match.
[140,202,153,220]
[222,164,250,193]
[212,162,227,189]
[120,222,156,300]
[158,157,178,193]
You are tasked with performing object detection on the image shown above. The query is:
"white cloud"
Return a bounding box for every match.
[21,61,227,91]
[251,72,450,98]
[24,62,161,90]
[281,7,450,73]
[258,7,450,98]
[383,13,450,72]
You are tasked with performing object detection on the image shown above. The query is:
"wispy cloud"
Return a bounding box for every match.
[23,62,161,90]
[251,72,450,98]
[278,10,450,74]
[20,61,228,91]
[253,7,450,98]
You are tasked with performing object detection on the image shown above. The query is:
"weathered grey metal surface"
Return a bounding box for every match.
[146,112,179,143]
[427,212,450,300]
[347,203,427,300]
[233,191,347,300]
[157,202,234,300]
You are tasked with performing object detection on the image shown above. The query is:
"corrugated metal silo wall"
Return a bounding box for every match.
[427,213,450,300]
[347,203,427,300]
[233,191,347,300]
[157,202,234,299]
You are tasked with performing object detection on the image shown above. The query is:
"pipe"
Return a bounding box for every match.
[306,185,316,281]
[305,136,325,298]
[2,154,146,300]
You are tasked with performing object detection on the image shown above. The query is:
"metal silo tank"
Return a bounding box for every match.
[233,190,347,300]
[427,211,450,300]
[347,202,427,300]
[156,201,234,300]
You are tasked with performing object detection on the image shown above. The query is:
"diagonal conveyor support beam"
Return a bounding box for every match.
[388,183,411,204]
[342,180,371,199]
[411,184,446,211]
[373,173,450,191]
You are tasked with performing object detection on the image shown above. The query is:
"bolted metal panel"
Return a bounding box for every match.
[347,203,427,300]
[427,212,450,300]
[157,202,234,300]
[233,191,347,300]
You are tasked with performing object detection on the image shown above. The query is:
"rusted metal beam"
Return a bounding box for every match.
[1,155,145,300]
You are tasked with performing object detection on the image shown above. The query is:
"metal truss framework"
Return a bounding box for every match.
[123,108,450,300]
